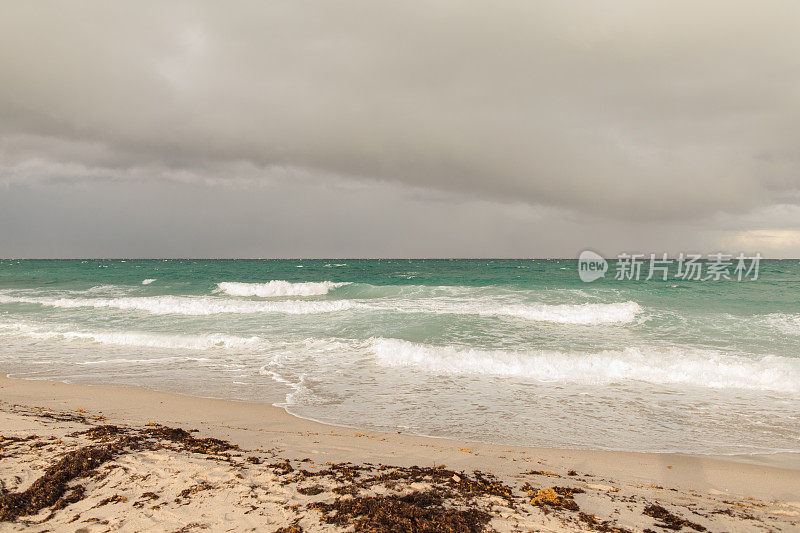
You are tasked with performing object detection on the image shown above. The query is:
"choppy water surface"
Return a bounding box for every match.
[1,259,799,457]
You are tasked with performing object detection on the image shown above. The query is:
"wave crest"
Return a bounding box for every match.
[217,280,348,297]
[478,301,642,324]
[762,313,800,335]
[0,323,260,350]
[0,294,353,315]
[365,300,642,325]
[370,338,800,392]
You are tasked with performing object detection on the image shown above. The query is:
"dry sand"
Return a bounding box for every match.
[1,375,798,532]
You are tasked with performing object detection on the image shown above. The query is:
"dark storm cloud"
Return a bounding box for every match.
[2,1,800,256]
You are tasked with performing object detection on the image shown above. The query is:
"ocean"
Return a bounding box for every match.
[1,259,798,457]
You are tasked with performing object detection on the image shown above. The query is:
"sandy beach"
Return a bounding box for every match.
[0,375,798,532]
[5,0,800,530]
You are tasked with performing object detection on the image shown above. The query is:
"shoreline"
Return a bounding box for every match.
[6,374,800,471]
[281,406,800,472]
[2,374,800,531]
[2,375,799,493]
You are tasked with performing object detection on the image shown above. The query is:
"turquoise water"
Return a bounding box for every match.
[1,259,799,456]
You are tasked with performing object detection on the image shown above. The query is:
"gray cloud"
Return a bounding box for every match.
[2,1,800,256]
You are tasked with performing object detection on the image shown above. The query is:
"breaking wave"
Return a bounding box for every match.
[0,294,353,315]
[761,313,800,336]
[0,290,639,324]
[0,323,260,350]
[216,280,348,297]
[366,300,643,325]
[370,338,800,392]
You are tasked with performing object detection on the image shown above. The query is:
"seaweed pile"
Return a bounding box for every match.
[310,491,492,532]
[297,465,511,532]
[0,444,114,521]
[643,504,706,531]
[0,404,771,532]
[0,422,236,523]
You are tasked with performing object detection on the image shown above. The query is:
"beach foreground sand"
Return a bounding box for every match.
[1,376,798,532]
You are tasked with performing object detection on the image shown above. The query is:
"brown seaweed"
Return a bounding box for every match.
[643,504,706,531]
[0,445,114,520]
[309,491,492,533]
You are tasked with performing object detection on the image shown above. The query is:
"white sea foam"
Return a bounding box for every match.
[281,374,329,406]
[0,289,640,323]
[142,278,156,285]
[216,280,348,297]
[762,313,800,335]
[62,331,259,350]
[365,300,642,324]
[0,294,353,315]
[75,357,189,366]
[480,301,642,324]
[0,285,134,297]
[0,323,260,350]
[370,338,800,392]
[260,338,357,407]
[85,285,132,295]
[76,357,198,365]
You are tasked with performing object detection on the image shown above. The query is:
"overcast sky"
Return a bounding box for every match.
[2,1,800,257]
